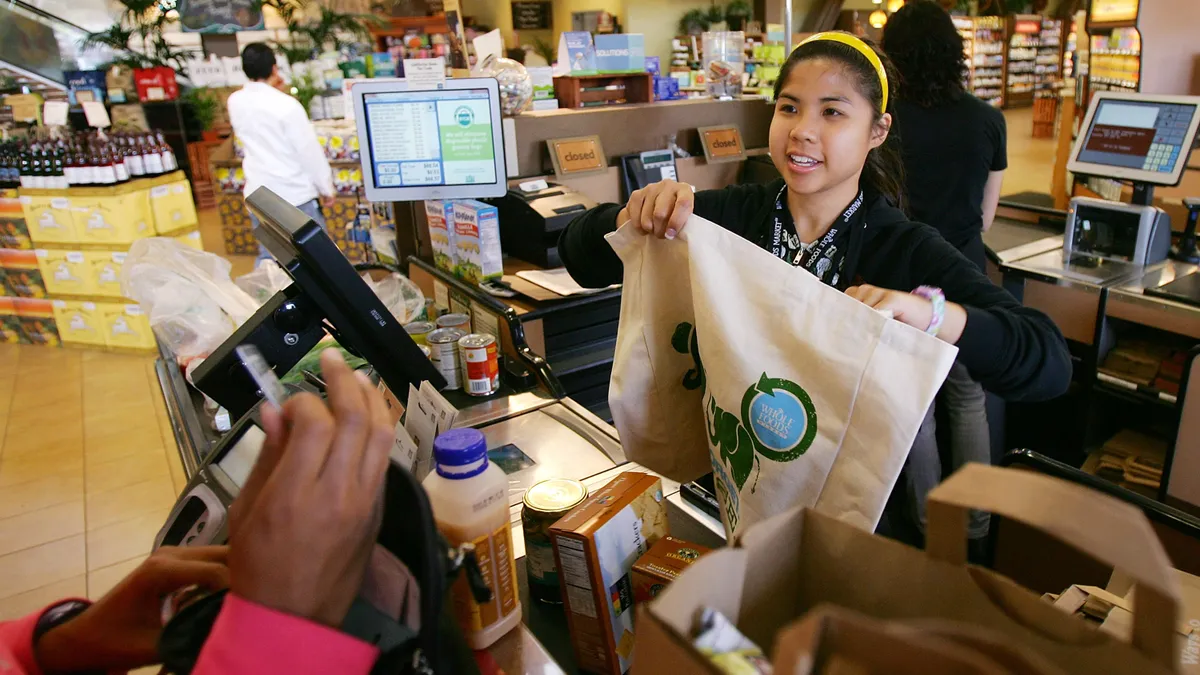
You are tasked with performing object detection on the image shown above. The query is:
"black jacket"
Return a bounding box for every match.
[558,179,1071,402]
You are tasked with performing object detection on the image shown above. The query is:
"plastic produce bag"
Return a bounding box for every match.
[362,271,425,324]
[235,260,293,306]
[121,238,260,361]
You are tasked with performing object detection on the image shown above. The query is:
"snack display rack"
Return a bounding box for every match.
[1034,18,1065,99]
[1005,15,1040,108]
[962,16,1006,108]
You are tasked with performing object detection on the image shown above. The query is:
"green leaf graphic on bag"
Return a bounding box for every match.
[671,321,705,391]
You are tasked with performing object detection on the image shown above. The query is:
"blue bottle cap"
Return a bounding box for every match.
[432,428,488,479]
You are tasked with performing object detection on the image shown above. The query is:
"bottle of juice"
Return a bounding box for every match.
[423,428,521,649]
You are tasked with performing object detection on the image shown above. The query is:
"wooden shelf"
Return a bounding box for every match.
[552,74,653,109]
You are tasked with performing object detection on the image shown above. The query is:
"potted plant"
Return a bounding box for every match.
[725,0,753,31]
[705,4,727,31]
[532,36,556,66]
[679,8,709,35]
[183,87,221,142]
[80,0,190,73]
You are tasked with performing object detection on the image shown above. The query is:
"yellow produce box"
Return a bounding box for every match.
[52,300,106,347]
[72,192,154,246]
[85,250,127,298]
[100,302,154,351]
[21,195,79,244]
[174,229,203,250]
[150,181,198,234]
[35,249,91,296]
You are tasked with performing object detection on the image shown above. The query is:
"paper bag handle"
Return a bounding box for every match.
[925,464,1180,668]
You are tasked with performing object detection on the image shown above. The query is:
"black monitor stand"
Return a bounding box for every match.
[1173,197,1200,264]
[1131,182,1155,207]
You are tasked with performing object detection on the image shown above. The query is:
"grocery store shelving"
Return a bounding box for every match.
[964,15,1006,108]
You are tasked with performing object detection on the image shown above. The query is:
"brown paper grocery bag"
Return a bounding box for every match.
[634,465,1182,675]
[605,217,957,537]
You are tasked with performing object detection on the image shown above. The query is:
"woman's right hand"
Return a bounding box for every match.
[617,180,696,239]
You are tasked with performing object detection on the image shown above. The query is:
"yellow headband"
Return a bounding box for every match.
[796,31,889,114]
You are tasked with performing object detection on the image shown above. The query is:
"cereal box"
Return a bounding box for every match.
[630,536,711,606]
[550,472,668,675]
[425,200,456,273]
[451,200,503,284]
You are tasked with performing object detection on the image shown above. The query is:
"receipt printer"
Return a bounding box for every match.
[489,183,597,268]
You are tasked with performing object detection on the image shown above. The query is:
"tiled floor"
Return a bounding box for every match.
[999,107,1058,198]
[0,344,187,621]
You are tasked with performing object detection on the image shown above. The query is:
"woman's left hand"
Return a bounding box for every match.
[846,284,934,331]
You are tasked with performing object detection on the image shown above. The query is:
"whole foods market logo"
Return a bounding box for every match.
[454,106,474,127]
[673,322,817,531]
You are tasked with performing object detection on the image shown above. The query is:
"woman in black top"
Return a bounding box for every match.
[882,0,1007,274]
[558,33,1069,529]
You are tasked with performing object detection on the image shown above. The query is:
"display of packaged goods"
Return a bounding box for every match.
[64,70,107,106]
[50,299,103,347]
[0,297,23,343]
[20,196,78,244]
[71,191,155,245]
[17,297,60,346]
[85,251,127,298]
[133,66,179,102]
[105,65,136,104]
[452,200,503,284]
[0,209,32,250]
[0,249,47,298]
[149,180,198,234]
[551,472,668,675]
[630,536,711,606]
[34,249,89,296]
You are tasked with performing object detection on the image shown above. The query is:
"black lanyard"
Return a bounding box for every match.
[767,188,864,287]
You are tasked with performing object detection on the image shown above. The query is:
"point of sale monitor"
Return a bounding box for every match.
[351,78,507,202]
[1068,91,1200,186]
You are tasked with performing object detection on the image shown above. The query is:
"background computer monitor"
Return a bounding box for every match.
[351,77,507,202]
[1068,91,1200,186]
[193,187,442,419]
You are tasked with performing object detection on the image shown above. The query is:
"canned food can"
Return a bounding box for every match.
[436,312,470,332]
[404,321,436,346]
[458,333,499,397]
[427,328,465,390]
[419,345,431,359]
[522,479,589,604]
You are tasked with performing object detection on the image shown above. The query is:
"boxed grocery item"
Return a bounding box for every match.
[100,303,154,351]
[51,300,103,347]
[35,249,89,296]
[110,103,150,131]
[21,196,79,244]
[150,180,198,234]
[0,215,32,250]
[71,191,154,245]
[425,200,456,273]
[175,229,204,251]
[452,200,503,284]
[1,249,47,298]
[0,297,25,343]
[105,65,136,104]
[630,536,711,606]
[17,298,60,346]
[550,472,668,675]
[133,66,179,102]
[85,251,127,298]
[64,70,107,105]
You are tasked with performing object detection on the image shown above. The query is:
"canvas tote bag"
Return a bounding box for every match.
[606,216,957,536]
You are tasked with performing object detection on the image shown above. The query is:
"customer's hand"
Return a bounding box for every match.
[227,349,394,627]
[321,194,337,209]
[35,546,230,672]
[618,179,696,239]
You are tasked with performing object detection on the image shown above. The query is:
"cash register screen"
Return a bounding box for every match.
[352,78,507,202]
[1072,203,1141,262]
[1070,93,1200,185]
[216,425,266,489]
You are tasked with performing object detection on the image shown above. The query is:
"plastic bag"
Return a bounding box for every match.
[235,260,292,305]
[121,238,260,361]
[362,271,425,324]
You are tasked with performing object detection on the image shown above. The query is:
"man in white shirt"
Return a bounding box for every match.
[227,43,335,261]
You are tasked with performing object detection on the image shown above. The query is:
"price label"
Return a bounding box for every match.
[66,252,84,264]
[82,101,111,128]
[403,57,447,89]
[43,101,69,127]
[150,186,170,198]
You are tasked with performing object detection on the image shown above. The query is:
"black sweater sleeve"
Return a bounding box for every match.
[903,226,1071,401]
[558,183,774,289]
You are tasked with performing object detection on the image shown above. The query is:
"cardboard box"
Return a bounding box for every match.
[175,229,204,251]
[100,303,154,351]
[105,65,136,104]
[21,196,79,245]
[425,200,456,273]
[17,298,60,347]
[133,66,179,102]
[0,297,26,343]
[0,249,47,298]
[64,69,107,105]
[150,180,198,234]
[550,472,668,675]
[72,191,154,245]
[51,300,104,347]
[630,536,711,606]
[85,251,127,298]
[35,249,90,296]
[452,200,503,284]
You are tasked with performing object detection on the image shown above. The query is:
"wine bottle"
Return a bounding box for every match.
[156,131,177,172]
[110,142,129,183]
[18,144,32,189]
[142,134,165,175]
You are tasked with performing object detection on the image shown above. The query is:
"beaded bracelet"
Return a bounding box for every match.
[911,286,945,337]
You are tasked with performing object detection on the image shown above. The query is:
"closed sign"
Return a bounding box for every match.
[699,125,746,163]
[548,135,608,178]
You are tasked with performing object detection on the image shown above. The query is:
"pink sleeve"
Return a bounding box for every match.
[193,594,379,674]
[0,610,42,674]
